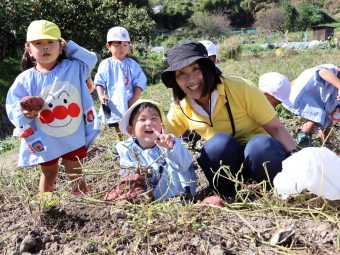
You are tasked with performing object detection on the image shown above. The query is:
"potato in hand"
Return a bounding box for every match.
[20,96,44,111]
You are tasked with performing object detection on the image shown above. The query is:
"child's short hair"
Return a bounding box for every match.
[129,102,161,126]
[119,99,162,135]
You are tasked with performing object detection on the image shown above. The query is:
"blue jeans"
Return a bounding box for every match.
[197,132,286,197]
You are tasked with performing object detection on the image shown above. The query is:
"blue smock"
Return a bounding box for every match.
[94,57,147,124]
[6,41,100,167]
[116,136,197,202]
[284,64,339,127]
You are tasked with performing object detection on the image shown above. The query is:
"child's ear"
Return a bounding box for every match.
[25,43,31,56]
[105,43,111,49]
[127,125,134,136]
[59,40,64,54]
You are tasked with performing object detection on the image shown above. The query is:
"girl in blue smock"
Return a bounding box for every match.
[6,20,100,194]
[115,99,196,202]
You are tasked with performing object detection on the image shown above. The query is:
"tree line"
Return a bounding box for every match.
[0,0,337,65]
[0,0,155,65]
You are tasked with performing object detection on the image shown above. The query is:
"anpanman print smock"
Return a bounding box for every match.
[6,41,100,167]
[94,57,147,124]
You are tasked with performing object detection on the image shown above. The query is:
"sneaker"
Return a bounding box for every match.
[297,131,314,148]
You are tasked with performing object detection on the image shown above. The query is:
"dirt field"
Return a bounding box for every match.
[0,120,339,255]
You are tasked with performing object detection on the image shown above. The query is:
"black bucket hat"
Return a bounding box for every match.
[161,40,215,88]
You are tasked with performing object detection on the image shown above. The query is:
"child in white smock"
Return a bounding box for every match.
[115,99,196,202]
[283,64,340,147]
[94,26,147,138]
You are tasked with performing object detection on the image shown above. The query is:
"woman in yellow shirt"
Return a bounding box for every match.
[161,41,297,197]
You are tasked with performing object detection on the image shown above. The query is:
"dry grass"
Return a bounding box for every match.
[1,117,339,254]
[0,47,340,254]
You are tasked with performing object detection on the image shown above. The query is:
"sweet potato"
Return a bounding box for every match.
[103,174,153,204]
[201,195,225,207]
[20,96,44,111]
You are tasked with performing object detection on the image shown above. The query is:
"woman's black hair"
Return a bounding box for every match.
[168,59,222,104]
[20,41,66,71]
[128,102,162,126]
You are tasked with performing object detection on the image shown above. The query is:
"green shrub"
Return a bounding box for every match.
[255,7,285,33]
[296,3,336,30]
[218,36,242,61]
[159,0,194,30]
[0,136,20,155]
[283,0,298,32]
[0,57,20,104]
[241,44,267,56]
[0,1,156,63]
[139,52,167,84]
[189,11,231,38]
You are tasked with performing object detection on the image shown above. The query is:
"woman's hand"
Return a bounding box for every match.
[262,117,297,152]
[153,126,174,150]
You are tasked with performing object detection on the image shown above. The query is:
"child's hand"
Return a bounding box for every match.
[86,77,94,93]
[23,109,39,119]
[100,94,109,105]
[153,126,174,150]
[136,167,152,176]
[20,96,44,119]
[60,38,67,50]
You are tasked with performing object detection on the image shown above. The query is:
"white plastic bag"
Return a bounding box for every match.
[273,147,340,200]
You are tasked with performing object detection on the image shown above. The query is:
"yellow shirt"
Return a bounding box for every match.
[165,76,276,144]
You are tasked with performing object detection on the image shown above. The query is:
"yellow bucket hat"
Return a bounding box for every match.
[26,20,61,42]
